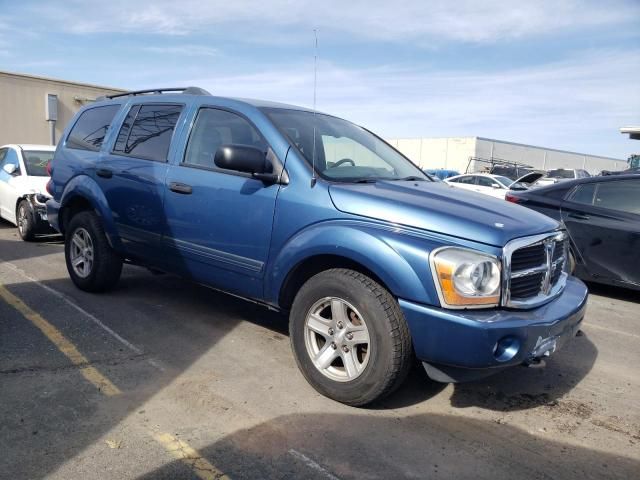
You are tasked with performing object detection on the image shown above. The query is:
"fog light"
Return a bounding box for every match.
[494,336,520,362]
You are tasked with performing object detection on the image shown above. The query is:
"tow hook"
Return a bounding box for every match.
[523,335,558,368]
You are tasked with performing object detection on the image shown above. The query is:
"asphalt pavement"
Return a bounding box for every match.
[0,219,638,480]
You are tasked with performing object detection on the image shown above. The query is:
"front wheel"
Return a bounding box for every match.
[17,200,35,241]
[289,269,413,406]
[65,211,122,292]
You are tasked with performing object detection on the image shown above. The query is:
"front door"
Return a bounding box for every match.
[162,107,280,299]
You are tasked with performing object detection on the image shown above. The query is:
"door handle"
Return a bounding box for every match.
[568,212,590,220]
[96,168,112,179]
[169,182,193,195]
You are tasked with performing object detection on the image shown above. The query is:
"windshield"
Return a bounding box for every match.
[263,108,429,182]
[22,150,53,176]
[547,169,574,179]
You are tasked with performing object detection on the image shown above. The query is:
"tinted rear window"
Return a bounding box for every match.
[547,169,574,179]
[113,104,183,162]
[67,105,121,151]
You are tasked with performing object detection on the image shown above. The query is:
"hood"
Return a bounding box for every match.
[18,176,50,196]
[328,180,559,247]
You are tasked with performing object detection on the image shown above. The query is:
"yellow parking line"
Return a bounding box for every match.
[0,284,121,396]
[153,432,230,480]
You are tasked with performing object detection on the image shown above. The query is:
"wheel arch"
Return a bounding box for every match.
[267,223,439,311]
[58,175,121,250]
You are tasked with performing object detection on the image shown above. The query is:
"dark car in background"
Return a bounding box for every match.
[506,174,640,291]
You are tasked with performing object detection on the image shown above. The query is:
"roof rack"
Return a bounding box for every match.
[98,86,211,101]
[465,156,535,174]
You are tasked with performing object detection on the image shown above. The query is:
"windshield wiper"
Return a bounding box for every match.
[392,176,426,181]
[352,178,378,183]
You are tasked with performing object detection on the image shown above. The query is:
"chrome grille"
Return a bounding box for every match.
[502,232,568,308]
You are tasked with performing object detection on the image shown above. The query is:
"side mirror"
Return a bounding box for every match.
[3,163,17,175]
[491,183,501,189]
[214,144,271,174]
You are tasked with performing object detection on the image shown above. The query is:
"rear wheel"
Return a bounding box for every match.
[65,211,122,292]
[17,200,35,241]
[289,269,413,406]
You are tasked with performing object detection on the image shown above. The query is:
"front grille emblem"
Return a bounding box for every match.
[541,239,556,295]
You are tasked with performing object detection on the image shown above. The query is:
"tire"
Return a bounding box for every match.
[568,249,576,274]
[289,268,413,406]
[17,200,35,241]
[64,211,122,292]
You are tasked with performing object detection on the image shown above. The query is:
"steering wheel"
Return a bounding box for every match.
[332,158,355,167]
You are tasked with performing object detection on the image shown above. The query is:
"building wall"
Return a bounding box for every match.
[387,137,476,172]
[388,136,625,174]
[0,71,124,147]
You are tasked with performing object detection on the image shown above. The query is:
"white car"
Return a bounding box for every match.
[0,144,55,240]
[445,173,528,199]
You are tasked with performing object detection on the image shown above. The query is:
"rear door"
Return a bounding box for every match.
[449,175,476,193]
[96,103,184,264]
[561,178,640,287]
[162,106,280,299]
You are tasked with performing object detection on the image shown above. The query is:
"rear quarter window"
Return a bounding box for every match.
[112,104,183,162]
[66,105,121,152]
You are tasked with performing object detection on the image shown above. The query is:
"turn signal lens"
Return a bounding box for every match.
[430,247,501,308]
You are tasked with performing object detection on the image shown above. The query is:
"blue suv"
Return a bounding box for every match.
[47,87,588,406]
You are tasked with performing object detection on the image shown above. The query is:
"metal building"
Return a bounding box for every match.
[387,136,626,174]
[0,70,124,146]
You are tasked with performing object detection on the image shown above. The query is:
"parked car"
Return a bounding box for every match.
[424,168,459,180]
[445,173,528,199]
[536,168,590,187]
[489,165,545,183]
[47,87,588,406]
[0,144,55,240]
[506,174,640,291]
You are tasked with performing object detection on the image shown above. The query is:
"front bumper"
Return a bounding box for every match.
[28,194,55,233]
[400,276,588,382]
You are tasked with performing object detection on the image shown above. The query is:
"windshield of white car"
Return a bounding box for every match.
[22,150,53,176]
[263,108,430,183]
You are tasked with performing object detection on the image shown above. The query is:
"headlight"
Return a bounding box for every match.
[430,247,501,309]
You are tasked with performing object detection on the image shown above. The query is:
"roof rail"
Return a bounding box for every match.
[98,86,211,100]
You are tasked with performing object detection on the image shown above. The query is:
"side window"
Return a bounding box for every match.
[569,183,596,205]
[183,108,266,169]
[113,104,183,162]
[476,177,495,187]
[457,176,475,184]
[67,105,121,151]
[0,148,8,166]
[593,180,640,215]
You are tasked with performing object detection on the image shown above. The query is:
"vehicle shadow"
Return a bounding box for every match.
[0,264,599,479]
[448,331,597,411]
[136,412,640,480]
[585,281,640,304]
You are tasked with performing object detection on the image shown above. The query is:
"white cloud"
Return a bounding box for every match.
[141,45,219,57]
[33,0,639,44]
[177,49,640,158]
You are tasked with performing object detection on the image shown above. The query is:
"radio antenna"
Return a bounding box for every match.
[311,29,318,188]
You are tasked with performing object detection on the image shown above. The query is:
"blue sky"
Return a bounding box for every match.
[1,0,639,159]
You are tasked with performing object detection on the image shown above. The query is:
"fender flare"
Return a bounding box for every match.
[59,175,123,250]
[265,222,438,308]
